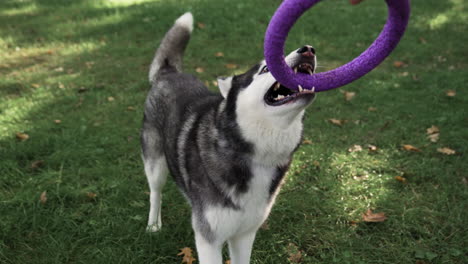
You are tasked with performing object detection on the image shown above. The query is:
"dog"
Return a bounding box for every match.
[141,12,317,264]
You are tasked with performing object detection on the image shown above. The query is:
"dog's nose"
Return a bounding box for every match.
[297,45,315,57]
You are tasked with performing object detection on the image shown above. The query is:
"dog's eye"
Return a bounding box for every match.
[259,66,269,75]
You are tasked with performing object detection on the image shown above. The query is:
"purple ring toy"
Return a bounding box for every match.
[264,0,410,92]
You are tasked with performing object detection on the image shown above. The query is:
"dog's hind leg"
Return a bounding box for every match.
[141,127,168,232]
[228,231,256,264]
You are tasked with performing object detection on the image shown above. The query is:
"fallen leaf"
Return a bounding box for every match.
[446,90,456,97]
[437,147,456,155]
[215,52,224,57]
[32,83,40,88]
[427,133,439,143]
[46,50,54,55]
[197,22,206,29]
[302,139,312,145]
[349,220,358,226]
[40,191,47,204]
[395,176,407,183]
[178,247,196,264]
[426,125,439,135]
[225,63,237,69]
[342,90,356,101]
[328,118,347,126]
[286,243,303,263]
[54,119,62,124]
[58,82,65,89]
[367,144,378,152]
[54,67,64,72]
[393,61,406,68]
[368,107,377,112]
[107,96,115,102]
[402,144,421,152]
[127,106,135,111]
[362,209,387,222]
[16,132,29,141]
[348,144,363,153]
[87,192,97,199]
[195,67,204,73]
[31,160,44,169]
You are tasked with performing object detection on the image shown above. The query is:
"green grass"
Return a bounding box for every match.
[1,0,467,263]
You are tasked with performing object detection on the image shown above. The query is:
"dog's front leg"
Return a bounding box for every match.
[195,232,223,264]
[228,231,256,264]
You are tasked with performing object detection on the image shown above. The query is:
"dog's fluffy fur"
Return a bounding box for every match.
[141,12,317,264]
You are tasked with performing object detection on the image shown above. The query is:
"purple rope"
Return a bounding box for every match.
[264,0,410,92]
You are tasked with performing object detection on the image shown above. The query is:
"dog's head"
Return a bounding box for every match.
[218,45,317,126]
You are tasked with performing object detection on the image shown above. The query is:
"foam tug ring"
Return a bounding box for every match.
[264,0,411,92]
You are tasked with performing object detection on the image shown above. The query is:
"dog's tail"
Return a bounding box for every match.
[148,12,194,83]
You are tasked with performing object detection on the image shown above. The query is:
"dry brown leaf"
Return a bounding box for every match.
[215,52,224,57]
[178,247,196,264]
[402,144,421,152]
[367,144,378,152]
[197,22,206,29]
[348,145,363,153]
[54,119,62,124]
[426,125,439,135]
[362,209,387,222]
[313,160,320,168]
[225,63,237,69]
[437,147,456,155]
[393,61,406,68]
[368,107,377,112]
[31,160,44,169]
[40,191,47,204]
[107,96,115,102]
[328,118,346,126]
[58,82,65,89]
[87,192,97,199]
[427,133,439,143]
[127,106,135,111]
[32,83,40,88]
[16,132,29,141]
[343,90,356,101]
[195,67,204,73]
[302,139,312,145]
[286,243,303,263]
[446,90,456,97]
[395,176,407,183]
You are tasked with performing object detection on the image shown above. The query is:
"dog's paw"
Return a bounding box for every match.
[146,224,161,233]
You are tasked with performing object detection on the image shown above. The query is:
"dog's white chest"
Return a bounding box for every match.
[204,165,278,239]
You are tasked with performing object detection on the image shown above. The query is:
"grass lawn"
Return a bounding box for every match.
[1,0,467,263]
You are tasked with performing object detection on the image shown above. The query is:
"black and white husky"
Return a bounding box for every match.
[141,12,317,264]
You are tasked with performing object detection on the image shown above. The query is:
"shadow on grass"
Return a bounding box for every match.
[1,0,467,263]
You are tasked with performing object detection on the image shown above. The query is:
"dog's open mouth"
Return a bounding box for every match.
[264,62,316,106]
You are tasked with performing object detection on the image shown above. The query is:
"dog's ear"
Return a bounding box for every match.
[217,76,233,98]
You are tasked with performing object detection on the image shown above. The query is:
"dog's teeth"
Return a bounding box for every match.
[294,67,298,74]
[277,95,284,100]
[307,68,313,76]
[311,86,316,93]
[298,85,303,92]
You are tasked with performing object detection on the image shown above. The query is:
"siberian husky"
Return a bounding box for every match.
[141,12,317,264]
